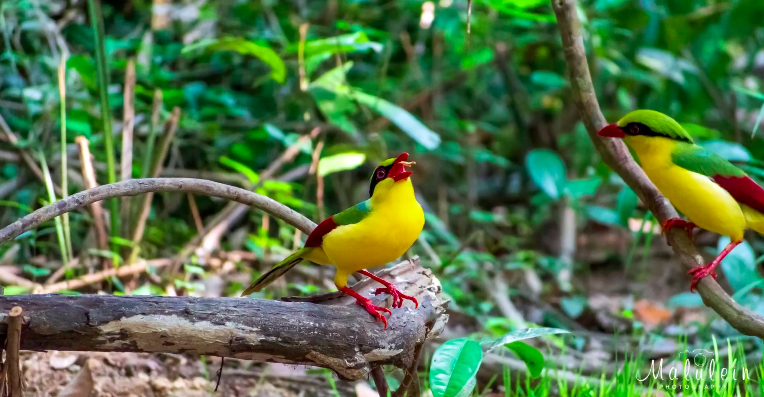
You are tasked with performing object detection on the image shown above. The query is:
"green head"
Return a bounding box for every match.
[368,152,415,197]
[597,109,693,144]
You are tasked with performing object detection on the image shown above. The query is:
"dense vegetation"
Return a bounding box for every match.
[2,0,764,395]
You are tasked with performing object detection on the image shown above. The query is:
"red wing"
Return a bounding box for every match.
[713,175,764,215]
[305,216,338,247]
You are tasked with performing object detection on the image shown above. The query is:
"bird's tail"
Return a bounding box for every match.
[241,248,308,296]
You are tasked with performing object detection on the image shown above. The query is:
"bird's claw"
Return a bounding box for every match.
[373,286,419,309]
[688,265,718,293]
[356,297,392,329]
[661,218,697,245]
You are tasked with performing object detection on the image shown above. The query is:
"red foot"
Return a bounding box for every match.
[359,270,419,309]
[339,286,392,329]
[661,218,697,244]
[688,239,742,293]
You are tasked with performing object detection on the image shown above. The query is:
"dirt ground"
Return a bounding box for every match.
[20,351,364,397]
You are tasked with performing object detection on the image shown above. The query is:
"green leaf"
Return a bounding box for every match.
[525,149,566,199]
[616,186,639,226]
[483,327,570,353]
[310,63,358,135]
[318,152,366,177]
[352,91,441,150]
[461,48,494,70]
[2,286,32,295]
[505,341,545,378]
[220,156,259,184]
[530,71,569,89]
[67,55,96,89]
[66,109,92,138]
[560,296,587,318]
[752,103,764,139]
[585,205,620,225]
[667,292,705,308]
[22,264,51,278]
[565,178,600,200]
[636,47,697,85]
[699,140,751,162]
[430,339,483,397]
[718,236,760,293]
[185,37,286,83]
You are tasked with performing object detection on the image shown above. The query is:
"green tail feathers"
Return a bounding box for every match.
[241,248,308,296]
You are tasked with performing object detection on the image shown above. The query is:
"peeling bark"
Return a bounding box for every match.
[0,259,447,380]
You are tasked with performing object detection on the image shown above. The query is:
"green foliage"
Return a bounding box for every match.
[429,338,483,397]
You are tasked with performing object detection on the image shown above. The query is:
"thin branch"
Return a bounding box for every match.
[5,306,22,397]
[76,137,110,269]
[120,59,136,238]
[38,258,171,294]
[551,0,764,338]
[0,178,316,245]
[370,367,389,397]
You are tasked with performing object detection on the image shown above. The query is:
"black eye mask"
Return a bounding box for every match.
[369,164,394,197]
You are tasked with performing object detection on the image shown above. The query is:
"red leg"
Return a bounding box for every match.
[358,270,419,309]
[661,218,697,243]
[339,286,392,329]
[688,239,742,293]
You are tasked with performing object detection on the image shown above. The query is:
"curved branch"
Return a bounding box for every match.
[0,178,317,245]
[551,0,764,337]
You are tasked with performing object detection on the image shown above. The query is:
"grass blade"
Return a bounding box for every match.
[39,152,70,266]
[57,52,73,264]
[87,0,119,243]
[120,59,136,239]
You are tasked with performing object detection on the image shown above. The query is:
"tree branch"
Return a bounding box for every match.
[551,0,764,337]
[0,259,446,381]
[0,178,317,245]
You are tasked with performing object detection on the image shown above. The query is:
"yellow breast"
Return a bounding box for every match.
[625,136,745,240]
[321,179,424,283]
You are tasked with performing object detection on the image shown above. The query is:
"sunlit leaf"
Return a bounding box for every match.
[184,37,286,83]
[310,63,359,135]
[430,339,483,397]
[530,71,569,89]
[483,327,570,353]
[298,31,383,56]
[352,91,441,150]
[318,152,366,177]
[220,156,259,184]
[636,48,697,85]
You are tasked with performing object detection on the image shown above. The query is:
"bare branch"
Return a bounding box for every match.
[551,0,764,337]
[0,178,316,245]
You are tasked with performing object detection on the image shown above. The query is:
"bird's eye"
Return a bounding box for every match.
[376,168,386,179]
[629,124,640,134]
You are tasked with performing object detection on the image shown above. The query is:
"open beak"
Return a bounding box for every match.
[597,123,626,138]
[390,152,414,182]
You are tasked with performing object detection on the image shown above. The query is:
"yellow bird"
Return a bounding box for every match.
[242,152,425,328]
[598,110,764,291]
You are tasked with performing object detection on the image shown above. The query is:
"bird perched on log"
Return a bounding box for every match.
[598,109,764,292]
[242,152,424,328]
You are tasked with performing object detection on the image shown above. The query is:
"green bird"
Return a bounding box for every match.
[598,110,764,291]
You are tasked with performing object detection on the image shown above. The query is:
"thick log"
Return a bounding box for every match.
[0,259,447,380]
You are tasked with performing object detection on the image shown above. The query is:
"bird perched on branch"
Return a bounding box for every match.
[598,109,764,292]
[242,152,424,328]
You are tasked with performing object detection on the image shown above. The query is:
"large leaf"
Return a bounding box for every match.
[718,236,760,293]
[318,152,366,177]
[699,140,752,162]
[352,91,441,150]
[483,327,570,353]
[184,37,286,83]
[429,339,483,397]
[636,47,697,85]
[565,177,601,200]
[525,149,566,199]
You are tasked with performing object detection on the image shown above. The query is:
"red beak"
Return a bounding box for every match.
[389,152,414,182]
[597,123,626,138]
